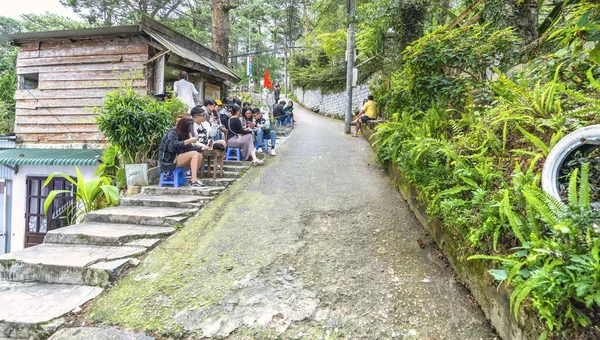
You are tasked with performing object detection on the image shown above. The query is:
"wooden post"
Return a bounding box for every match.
[153,55,165,95]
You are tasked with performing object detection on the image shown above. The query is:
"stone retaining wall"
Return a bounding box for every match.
[293,84,370,117]
[362,122,544,340]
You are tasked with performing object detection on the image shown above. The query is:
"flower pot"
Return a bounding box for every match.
[125,163,149,187]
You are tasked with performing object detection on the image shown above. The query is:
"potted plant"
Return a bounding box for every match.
[97,87,186,187]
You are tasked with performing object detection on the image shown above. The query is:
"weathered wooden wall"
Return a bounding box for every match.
[14,35,149,145]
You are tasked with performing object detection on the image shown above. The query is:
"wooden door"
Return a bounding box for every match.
[25,177,74,248]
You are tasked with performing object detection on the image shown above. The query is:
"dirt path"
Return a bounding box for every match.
[85,104,496,339]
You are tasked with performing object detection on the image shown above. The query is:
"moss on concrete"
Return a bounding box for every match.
[84,165,277,336]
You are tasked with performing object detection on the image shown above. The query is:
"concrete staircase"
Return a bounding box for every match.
[0,161,249,339]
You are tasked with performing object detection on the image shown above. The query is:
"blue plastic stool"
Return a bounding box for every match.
[158,167,186,188]
[256,138,269,151]
[225,147,241,161]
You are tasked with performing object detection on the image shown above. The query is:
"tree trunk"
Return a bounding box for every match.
[509,0,538,45]
[211,0,233,63]
[484,0,538,45]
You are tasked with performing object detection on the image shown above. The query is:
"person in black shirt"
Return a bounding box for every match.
[274,84,281,104]
[272,100,290,124]
[158,117,206,188]
[227,104,264,166]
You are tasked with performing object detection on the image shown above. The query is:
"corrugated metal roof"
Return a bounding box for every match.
[0,26,138,42]
[0,148,102,166]
[145,30,241,82]
[0,137,16,149]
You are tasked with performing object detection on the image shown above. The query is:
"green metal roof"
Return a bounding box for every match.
[0,148,102,166]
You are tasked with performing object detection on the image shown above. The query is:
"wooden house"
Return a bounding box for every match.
[0,16,240,253]
[3,15,239,147]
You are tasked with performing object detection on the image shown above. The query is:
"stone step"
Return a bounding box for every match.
[85,206,195,226]
[200,178,236,187]
[141,185,225,197]
[223,160,250,166]
[0,282,103,339]
[0,243,145,286]
[120,194,211,209]
[44,222,176,246]
[220,164,250,172]
[49,327,154,340]
[201,170,240,178]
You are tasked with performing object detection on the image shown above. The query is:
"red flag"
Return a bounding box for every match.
[264,68,273,89]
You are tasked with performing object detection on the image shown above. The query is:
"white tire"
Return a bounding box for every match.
[541,124,600,201]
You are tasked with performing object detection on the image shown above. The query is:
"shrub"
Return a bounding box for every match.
[470,163,600,334]
[97,88,187,164]
[385,24,519,114]
[43,167,120,224]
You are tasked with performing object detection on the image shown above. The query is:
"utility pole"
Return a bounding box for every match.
[344,0,356,134]
[284,36,288,97]
[248,24,251,92]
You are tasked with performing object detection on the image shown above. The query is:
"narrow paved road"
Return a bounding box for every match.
[86,104,496,339]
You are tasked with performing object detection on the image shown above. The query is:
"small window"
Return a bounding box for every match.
[18,73,39,90]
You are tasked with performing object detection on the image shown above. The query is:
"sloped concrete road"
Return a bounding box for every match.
[84,104,495,339]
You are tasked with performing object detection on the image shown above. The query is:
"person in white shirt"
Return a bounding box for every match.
[190,106,227,150]
[173,71,198,112]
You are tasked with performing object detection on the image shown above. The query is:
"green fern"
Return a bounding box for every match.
[501,190,530,244]
[568,167,579,206]
[579,162,590,208]
[522,188,559,230]
[516,124,550,156]
[511,276,542,321]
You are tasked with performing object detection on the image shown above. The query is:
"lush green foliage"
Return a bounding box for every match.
[373,15,600,334]
[470,163,600,333]
[97,88,186,164]
[43,167,120,224]
[391,24,519,112]
[289,0,429,91]
[95,145,127,189]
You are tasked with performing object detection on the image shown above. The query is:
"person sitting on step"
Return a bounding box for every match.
[283,100,295,122]
[158,117,206,188]
[252,108,277,156]
[190,106,226,151]
[353,95,377,137]
[227,104,264,166]
[272,100,290,124]
[241,107,256,130]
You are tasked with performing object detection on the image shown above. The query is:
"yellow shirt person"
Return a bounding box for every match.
[362,100,377,119]
[353,95,377,137]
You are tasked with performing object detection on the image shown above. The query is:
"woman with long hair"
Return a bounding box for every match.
[158,117,206,187]
[241,108,255,129]
[283,100,295,122]
[227,104,264,166]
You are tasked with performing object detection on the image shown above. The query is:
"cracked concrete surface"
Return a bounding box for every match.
[84,103,496,339]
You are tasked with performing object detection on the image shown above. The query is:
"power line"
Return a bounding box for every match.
[230,46,305,58]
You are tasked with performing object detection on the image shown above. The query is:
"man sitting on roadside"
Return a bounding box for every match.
[253,108,277,156]
[354,95,377,137]
[272,100,290,124]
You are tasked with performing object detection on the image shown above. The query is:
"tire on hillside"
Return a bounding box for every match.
[542,124,600,201]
